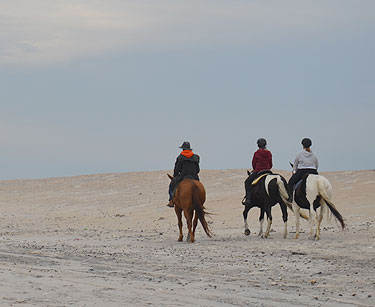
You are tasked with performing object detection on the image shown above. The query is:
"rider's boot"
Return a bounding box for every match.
[242,193,251,206]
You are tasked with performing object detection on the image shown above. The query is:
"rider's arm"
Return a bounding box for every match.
[196,155,200,174]
[315,155,319,170]
[252,152,257,170]
[269,152,273,169]
[293,154,300,173]
[173,157,182,177]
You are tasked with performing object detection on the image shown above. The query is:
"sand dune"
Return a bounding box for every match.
[0,169,374,306]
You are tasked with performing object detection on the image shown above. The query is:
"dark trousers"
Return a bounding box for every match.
[288,168,318,195]
[244,171,259,201]
[168,177,180,201]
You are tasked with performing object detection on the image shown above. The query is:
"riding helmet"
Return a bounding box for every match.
[301,138,312,148]
[257,138,267,148]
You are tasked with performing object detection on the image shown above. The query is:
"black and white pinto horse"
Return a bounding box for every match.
[243,172,307,238]
[292,174,345,240]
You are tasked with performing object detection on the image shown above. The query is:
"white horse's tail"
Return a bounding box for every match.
[317,176,345,229]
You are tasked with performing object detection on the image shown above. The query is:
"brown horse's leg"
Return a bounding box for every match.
[175,207,183,242]
[184,209,194,243]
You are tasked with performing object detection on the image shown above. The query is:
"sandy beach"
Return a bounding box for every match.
[0,169,374,306]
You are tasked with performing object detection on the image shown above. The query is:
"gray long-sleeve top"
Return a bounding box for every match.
[293,150,319,172]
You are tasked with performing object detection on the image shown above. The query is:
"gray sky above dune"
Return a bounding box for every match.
[1,0,374,179]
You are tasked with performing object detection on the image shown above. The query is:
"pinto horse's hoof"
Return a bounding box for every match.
[244,229,251,236]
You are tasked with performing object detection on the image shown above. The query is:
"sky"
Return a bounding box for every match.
[1,0,374,179]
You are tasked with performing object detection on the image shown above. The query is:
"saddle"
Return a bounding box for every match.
[251,170,273,185]
[293,173,310,191]
[171,175,199,197]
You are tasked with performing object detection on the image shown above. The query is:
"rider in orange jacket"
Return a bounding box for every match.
[167,141,200,207]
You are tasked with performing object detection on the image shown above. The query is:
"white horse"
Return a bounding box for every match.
[292,174,345,240]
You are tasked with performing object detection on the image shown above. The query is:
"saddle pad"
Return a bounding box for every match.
[251,173,269,185]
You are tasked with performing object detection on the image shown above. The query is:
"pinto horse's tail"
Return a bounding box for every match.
[275,175,309,220]
[276,175,290,204]
[192,184,213,238]
[317,178,345,229]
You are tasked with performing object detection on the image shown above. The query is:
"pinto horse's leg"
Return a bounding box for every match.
[293,203,301,239]
[184,209,194,243]
[175,206,183,242]
[263,204,272,238]
[258,208,265,236]
[280,202,288,239]
[243,205,251,236]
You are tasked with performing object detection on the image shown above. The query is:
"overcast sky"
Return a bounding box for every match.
[1,0,374,179]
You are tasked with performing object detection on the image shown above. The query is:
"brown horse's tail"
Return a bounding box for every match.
[192,184,213,238]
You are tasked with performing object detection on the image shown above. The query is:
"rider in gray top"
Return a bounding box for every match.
[288,138,319,202]
[292,147,319,172]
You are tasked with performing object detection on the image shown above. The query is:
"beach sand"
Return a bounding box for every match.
[0,169,374,306]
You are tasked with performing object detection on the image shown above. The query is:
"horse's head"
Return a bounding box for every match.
[167,174,173,181]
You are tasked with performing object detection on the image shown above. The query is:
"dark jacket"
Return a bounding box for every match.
[173,152,200,181]
[252,149,272,172]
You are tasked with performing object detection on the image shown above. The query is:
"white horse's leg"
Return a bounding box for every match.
[293,203,300,239]
[316,203,326,240]
[309,209,315,239]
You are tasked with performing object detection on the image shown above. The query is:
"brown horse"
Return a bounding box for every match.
[167,174,212,242]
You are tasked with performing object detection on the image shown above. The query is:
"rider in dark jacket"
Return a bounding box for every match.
[167,141,200,207]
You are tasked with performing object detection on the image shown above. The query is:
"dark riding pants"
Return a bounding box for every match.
[168,177,180,201]
[288,168,319,196]
[244,171,259,202]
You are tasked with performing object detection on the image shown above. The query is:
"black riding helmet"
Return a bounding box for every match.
[257,138,267,149]
[302,138,312,148]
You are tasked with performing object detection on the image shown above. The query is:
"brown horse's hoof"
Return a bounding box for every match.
[178,237,183,242]
[244,229,251,236]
